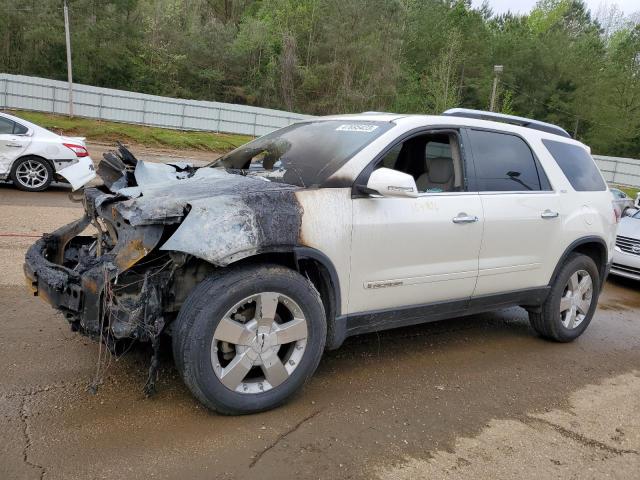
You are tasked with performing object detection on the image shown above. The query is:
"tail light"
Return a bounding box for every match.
[63,143,89,158]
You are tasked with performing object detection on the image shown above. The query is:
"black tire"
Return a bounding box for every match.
[10,156,53,192]
[173,264,326,415]
[529,253,600,342]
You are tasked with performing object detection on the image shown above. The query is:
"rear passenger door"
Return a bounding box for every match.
[464,128,562,296]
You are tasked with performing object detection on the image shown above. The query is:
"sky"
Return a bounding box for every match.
[470,0,639,16]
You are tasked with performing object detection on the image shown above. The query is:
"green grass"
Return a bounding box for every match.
[9,110,252,153]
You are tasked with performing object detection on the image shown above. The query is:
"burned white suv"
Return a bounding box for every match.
[25,109,617,414]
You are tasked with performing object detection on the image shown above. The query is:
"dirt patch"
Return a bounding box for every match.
[378,372,640,479]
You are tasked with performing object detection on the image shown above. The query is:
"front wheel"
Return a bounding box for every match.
[529,253,600,342]
[173,264,326,414]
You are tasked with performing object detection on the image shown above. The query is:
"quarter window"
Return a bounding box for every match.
[542,139,606,192]
[13,122,28,135]
[0,117,15,135]
[467,129,545,191]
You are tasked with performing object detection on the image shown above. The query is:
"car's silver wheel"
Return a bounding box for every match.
[559,269,593,329]
[211,292,308,394]
[15,159,50,190]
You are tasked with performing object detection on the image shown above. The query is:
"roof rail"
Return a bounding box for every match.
[442,108,571,138]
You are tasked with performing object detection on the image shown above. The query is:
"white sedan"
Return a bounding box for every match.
[0,111,96,191]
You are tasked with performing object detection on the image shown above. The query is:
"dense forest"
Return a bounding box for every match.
[1,0,639,157]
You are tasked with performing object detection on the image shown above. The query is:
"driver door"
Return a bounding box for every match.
[348,130,483,314]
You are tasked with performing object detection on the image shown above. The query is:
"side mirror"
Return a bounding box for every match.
[624,207,639,217]
[366,168,419,198]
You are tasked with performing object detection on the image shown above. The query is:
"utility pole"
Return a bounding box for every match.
[490,65,503,112]
[63,0,74,117]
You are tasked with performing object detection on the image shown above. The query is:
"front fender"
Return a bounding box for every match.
[159,191,303,266]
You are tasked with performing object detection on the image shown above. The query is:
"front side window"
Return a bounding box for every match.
[467,129,546,191]
[374,132,464,193]
[211,120,393,187]
[0,117,15,135]
[543,139,606,192]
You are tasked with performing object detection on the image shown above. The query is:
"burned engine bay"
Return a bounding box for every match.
[24,144,305,392]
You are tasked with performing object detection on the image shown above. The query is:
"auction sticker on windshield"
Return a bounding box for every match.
[336,124,380,133]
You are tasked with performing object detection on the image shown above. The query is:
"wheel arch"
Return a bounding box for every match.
[549,236,608,289]
[220,246,342,349]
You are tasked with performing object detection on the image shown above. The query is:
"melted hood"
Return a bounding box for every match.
[112,164,300,226]
[92,145,305,266]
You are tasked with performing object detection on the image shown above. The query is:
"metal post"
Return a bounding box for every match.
[1,78,7,109]
[63,0,74,117]
[490,65,503,112]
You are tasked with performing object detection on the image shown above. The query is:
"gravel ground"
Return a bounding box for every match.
[0,153,639,479]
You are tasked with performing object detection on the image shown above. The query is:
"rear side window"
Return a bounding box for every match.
[0,117,14,135]
[467,129,545,191]
[542,140,606,191]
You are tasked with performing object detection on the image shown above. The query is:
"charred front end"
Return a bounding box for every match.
[25,187,175,343]
[23,145,304,347]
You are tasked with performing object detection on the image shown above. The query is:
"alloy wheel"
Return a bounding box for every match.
[15,160,49,189]
[559,269,593,329]
[211,292,308,394]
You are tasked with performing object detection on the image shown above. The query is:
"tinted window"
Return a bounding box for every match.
[543,140,606,191]
[13,122,28,134]
[467,129,543,191]
[212,120,392,187]
[0,117,15,135]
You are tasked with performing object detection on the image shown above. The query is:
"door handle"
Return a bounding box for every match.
[452,213,479,224]
[5,143,22,147]
[541,209,559,219]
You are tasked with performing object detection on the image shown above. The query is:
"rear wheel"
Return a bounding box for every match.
[173,264,326,414]
[10,156,53,192]
[529,253,600,342]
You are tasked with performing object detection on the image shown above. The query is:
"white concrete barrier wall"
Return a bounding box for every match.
[0,73,312,136]
[594,155,640,188]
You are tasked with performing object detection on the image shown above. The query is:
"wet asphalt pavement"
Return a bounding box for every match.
[0,155,639,479]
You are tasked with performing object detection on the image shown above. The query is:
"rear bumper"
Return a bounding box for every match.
[56,156,96,190]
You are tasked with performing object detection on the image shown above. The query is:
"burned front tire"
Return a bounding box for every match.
[173,264,326,414]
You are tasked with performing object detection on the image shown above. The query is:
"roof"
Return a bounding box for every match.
[313,110,573,141]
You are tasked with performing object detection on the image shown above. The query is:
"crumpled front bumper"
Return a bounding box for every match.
[23,215,109,333]
[24,205,165,336]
